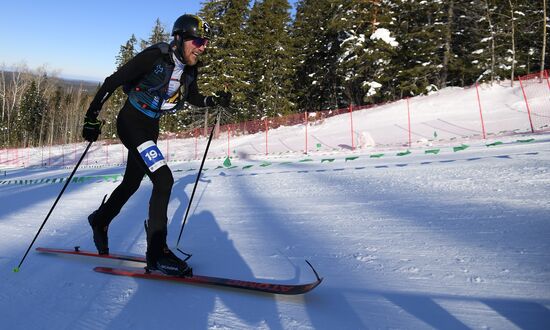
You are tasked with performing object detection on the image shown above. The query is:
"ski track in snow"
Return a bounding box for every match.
[1,88,550,329]
[1,139,549,329]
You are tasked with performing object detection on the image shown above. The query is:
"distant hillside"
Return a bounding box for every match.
[1,70,100,94]
[54,76,100,94]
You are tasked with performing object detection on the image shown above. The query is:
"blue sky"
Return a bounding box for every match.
[0,0,297,82]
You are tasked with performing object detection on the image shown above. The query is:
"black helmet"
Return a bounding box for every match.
[172,14,211,40]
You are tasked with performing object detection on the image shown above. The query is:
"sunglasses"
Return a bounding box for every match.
[191,37,209,47]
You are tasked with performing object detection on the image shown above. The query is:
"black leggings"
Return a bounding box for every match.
[95,102,173,254]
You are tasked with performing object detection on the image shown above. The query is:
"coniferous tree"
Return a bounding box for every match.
[292,0,342,111]
[142,18,171,50]
[515,0,548,74]
[19,80,47,146]
[513,0,534,75]
[46,86,63,146]
[542,0,547,74]
[444,1,485,86]
[330,0,399,104]
[246,0,295,118]
[199,0,250,121]
[392,0,452,95]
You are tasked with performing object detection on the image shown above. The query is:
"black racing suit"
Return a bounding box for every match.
[86,43,212,260]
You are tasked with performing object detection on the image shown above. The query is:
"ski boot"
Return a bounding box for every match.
[147,247,193,277]
[144,220,192,277]
[88,195,109,255]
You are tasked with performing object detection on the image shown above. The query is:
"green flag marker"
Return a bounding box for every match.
[397,150,411,156]
[486,141,503,147]
[299,159,313,162]
[13,267,20,273]
[321,158,335,163]
[345,156,359,161]
[425,149,440,154]
[370,153,384,158]
[242,165,253,170]
[260,162,272,167]
[517,138,535,143]
[223,157,232,167]
[453,144,469,152]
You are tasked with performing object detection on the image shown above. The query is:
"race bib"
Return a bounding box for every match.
[137,141,167,172]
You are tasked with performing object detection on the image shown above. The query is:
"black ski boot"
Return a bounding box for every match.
[88,195,109,255]
[147,248,193,277]
[144,220,192,277]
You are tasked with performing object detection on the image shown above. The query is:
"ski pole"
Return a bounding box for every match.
[13,141,93,272]
[176,112,219,256]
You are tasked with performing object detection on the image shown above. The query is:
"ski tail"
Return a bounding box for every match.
[36,246,146,263]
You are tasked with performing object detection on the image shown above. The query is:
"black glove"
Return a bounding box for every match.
[82,116,103,142]
[212,90,232,107]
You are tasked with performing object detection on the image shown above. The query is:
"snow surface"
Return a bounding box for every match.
[1,83,550,329]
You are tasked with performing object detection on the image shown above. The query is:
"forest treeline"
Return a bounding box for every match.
[1,0,547,148]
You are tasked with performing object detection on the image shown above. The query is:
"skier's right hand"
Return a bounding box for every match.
[212,90,232,107]
[82,116,103,142]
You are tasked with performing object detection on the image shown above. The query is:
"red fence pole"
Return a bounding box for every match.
[194,128,198,160]
[349,105,355,150]
[227,124,231,157]
[406,98,412,147]
[518,75,535,133]
[545,70,550,91]
[265,118,269,155]
[304,112,308,155]
[475,82,487,139]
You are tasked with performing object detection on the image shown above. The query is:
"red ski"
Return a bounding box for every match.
[36,247,322,295]
[36,246,146,263]
[94,265,322,295]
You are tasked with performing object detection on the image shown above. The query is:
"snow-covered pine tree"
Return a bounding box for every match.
[142,18,170,50]
[19,80,47,147]
[391,0,451,96]
[330,0,400,104]
[514,0,548,74]
[246,0,295,119]
[199,0,250,121]
[292,0,342,111]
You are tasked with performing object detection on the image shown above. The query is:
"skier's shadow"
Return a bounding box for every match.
[168,175,283,329]
[102,173,283,328]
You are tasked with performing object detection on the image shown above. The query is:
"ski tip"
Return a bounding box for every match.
[305,260,322,282]
[13,267,20,273]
